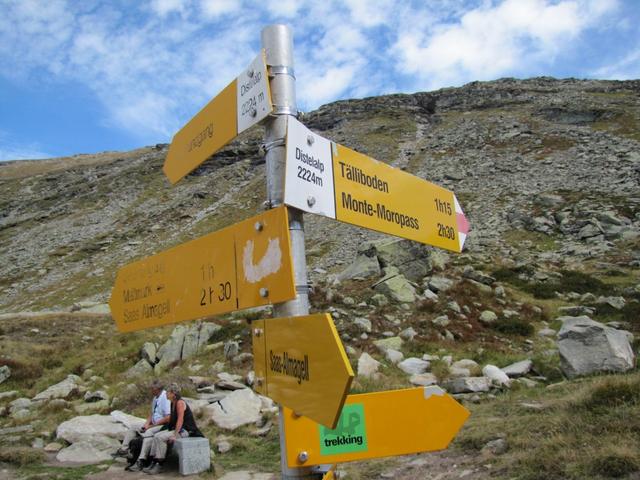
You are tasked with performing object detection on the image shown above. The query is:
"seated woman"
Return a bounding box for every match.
[143,382,204,475]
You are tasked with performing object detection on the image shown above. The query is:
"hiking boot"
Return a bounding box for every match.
[127,460,145,472]
[114,447,129,457]
[145,462,163,475]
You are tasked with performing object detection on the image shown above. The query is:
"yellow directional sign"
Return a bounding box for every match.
[283,386,470,467]
[252,313,354,429]
[163,51,273,184]
[284,118,470,252]
[109,206,295,332]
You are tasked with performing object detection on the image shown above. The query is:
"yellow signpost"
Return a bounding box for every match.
[333,144,468,252]
[163,51,273,184]
[109,206,295,332]
[283,386,470,467]
[284,118,470,252]
[252,313,354,429]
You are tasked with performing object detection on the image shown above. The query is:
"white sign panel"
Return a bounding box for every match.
[284,117,335,218]
[237,52,272,133]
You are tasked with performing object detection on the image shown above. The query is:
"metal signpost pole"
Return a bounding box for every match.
[260,25,319,480]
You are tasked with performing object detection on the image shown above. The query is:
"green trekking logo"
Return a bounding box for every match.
[319,403,368,455]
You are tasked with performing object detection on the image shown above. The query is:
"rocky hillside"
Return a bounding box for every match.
[0,77,639,479]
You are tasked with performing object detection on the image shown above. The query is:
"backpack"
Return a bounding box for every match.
[127,435,144,466]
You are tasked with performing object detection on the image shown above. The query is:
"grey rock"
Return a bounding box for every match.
[398,358,430,375]
[373,336,404,353]
[354,317,372,333]
[140,342,158,364]
[358,353,381,378]
[84,390,109,403]
[337,254,381,281]
[426,276,454,293]
[370,293,389,306]
[0,390,19,401]
[463,267,495,285]
[482,365,511,387]
[451,359,479,370]
[501,359,533,378]
[0,365,11,384]
[538,328,557,338]
[517,378,539,388]
[399,327,417,341]
[33,374,82,402]
[56,435,119,463]
[479,310,498,325]
[483,438,508,455]
[374,239,433,281]
[596,296,626,310]
[443,377,491,394]
[409,373,438,386]
[56,414,128,443]
[125,359,153,378]
[557,316,635,378]
[224,341,240,360]
[373,273,417,303]
[44,442,64,452]
[155,325,187,371]
[9,397,32,413]
[203,388,262,430]
[74,400,109,414]
[217,439,233,453]
[385,349,404,364]
[447,301,461,314]
[432,315,450,327]
[174,437,211,475]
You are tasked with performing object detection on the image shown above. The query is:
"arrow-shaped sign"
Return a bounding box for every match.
[252,313,354,429]
[283,386,470,467]
[109,206,295,332]
[163,51,273,184]
[284,117,470,252]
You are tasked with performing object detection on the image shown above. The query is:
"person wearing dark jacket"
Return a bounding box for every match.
[143,383,203,475]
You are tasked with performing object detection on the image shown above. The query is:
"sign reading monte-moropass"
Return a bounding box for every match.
[163,51,273,184]
[283,386,470,467]
[109,206,295,332]
[284,118,470,252]
[252,313,354,429]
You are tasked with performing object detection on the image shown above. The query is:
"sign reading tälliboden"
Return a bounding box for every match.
[163,51,272,184]
[284,118,470,252]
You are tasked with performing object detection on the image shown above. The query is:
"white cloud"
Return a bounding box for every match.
[150,0,189,17]
[264,0,300,18]
[199,0,240,19]
[392,0,619,89]
[593,48,640,79]
[0,131,50,161]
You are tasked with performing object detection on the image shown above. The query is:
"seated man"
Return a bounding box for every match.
[143,382,204,475]
[117,379,170,470]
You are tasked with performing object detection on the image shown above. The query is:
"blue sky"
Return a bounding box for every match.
[0,0,638,161]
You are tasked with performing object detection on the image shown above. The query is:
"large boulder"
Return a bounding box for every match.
[443,377,491,394]
[56,435,119,463]
[33,375,82,402]
[357,353,381,378]
[337,254,381,281]
[56,415,129,443]
[373,273,417,303]
[374,239,433,281]
[155,321,221,372]
[398,358,430,375]
[557,316,635,378]
[110,410,145,430]
[203,389,262,430]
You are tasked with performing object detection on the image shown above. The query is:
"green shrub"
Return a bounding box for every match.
[0,447,45,466]
[579,378,640,412]
[492,318,534,336]
[589,452,639,478]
